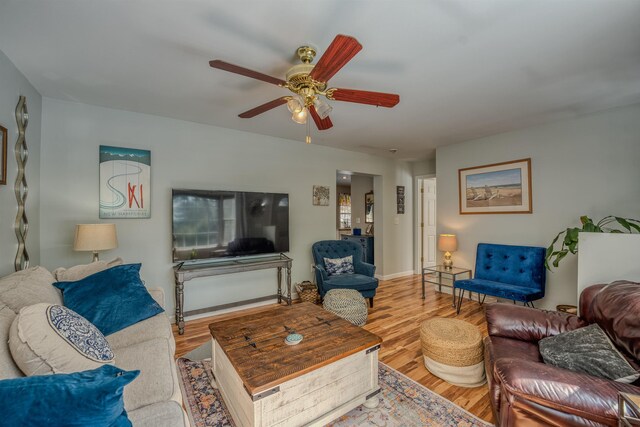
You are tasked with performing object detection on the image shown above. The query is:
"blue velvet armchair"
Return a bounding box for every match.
[312,240,378,307]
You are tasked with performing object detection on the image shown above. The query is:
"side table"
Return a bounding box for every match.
[619,392,640,426]
[422,265,472,307]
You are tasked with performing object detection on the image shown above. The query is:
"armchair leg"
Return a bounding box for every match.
[456,288,465,314]
[369,298,374,308]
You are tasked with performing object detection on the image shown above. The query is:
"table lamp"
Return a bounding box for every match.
[438,234,458,270]
[74,224,118,262]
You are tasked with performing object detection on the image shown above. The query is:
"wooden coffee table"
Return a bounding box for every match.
[209,302,382,427]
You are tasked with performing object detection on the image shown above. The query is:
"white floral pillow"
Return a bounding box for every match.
[324,255,355,276]
[9,303,114,376]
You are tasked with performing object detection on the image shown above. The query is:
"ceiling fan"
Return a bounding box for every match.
[209,34,400,143]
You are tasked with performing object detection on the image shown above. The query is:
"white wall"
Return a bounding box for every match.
[40,98,415,318]
[577,233,640,303]
[411,159,436,177]
[0,50,41,276]
[436,103,640,309]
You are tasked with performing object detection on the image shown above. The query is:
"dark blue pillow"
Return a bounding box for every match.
[0,365,139,427]
[54,263,164,336]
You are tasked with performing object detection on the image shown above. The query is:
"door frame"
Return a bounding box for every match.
[414,174,436,274]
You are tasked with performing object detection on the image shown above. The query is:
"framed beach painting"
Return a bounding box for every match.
[458,158,532,214]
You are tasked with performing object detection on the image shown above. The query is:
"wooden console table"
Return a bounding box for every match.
[173,254,292,334]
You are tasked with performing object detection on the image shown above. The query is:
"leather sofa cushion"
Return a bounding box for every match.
[486,336,543,365]
[494,357,640,426]
[591,281,640,360]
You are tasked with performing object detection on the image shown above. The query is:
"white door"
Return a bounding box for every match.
[422,178,437,268]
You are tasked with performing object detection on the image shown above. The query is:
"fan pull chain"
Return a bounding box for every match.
[305,116,311,144]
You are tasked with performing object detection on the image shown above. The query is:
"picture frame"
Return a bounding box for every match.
[312,185,330,206]
[396,185,405,214]
[458,158,532,214]
[0,124,7,185]
[99,145,151,218]
[365,191,374,223]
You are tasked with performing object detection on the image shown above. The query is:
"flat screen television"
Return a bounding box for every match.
[172,189,289,262]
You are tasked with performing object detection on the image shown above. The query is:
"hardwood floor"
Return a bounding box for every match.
[173,274,494,424]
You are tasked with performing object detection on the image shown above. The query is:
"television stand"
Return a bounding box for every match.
[173,254,292,335]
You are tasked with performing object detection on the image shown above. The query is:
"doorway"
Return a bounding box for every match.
[416,177,436,272]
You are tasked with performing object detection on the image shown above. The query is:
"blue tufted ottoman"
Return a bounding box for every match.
[322,289,368,326]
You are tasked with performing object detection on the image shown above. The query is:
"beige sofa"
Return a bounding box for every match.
[0,266,188,427]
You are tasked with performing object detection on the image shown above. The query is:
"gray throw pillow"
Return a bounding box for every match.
[539,324,640,383]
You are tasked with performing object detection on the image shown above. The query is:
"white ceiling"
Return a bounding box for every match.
[1,1,639,161]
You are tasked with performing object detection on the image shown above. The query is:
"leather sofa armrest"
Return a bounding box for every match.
[579,283,607,322]
[355,261,376,277]
[147,288,165,309]
[494,358,640,425]
[485,303,588,342]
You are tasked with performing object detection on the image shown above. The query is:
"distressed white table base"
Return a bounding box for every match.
[212,339,380,427]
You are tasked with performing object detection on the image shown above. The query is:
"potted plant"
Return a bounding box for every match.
[545,215,640,269]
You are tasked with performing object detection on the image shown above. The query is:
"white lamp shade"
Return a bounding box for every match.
[438,234,457,252]
[74,224,118,252]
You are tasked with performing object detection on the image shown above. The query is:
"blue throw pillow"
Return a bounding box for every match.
[54,263,164,336]
[0,365,139,427]
[324,255,355,276]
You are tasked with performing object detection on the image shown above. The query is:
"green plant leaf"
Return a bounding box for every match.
[628,221,640,233]
[596,215,614,227]
[552,250,569,268]
[582,222,599,232]
[547,215,640,270]
[615,217,632,232]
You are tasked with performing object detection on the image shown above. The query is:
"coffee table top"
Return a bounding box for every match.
[209,302,382,395]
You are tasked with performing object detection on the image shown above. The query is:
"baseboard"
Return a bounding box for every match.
[375,270,415,281]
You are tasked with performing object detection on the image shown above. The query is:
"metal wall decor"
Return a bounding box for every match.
[14,96,29,271]
[0,124,7,185]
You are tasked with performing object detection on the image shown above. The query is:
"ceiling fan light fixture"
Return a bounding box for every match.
[286,95,304,114]
[291,107,308,124]
[313,97,333,119]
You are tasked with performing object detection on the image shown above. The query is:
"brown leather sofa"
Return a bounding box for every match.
[484,280,640,426]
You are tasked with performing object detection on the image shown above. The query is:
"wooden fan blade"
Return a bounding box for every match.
[309,105,333,130]
[209,60,286,86]
[239,97,288,118]
[309,35,362,83]
[329,88,400,108]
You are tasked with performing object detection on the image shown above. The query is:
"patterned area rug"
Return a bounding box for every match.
[177,358,492,427]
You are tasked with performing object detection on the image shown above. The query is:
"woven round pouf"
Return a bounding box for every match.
[322,289,368,327]
[420,317,485,387]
